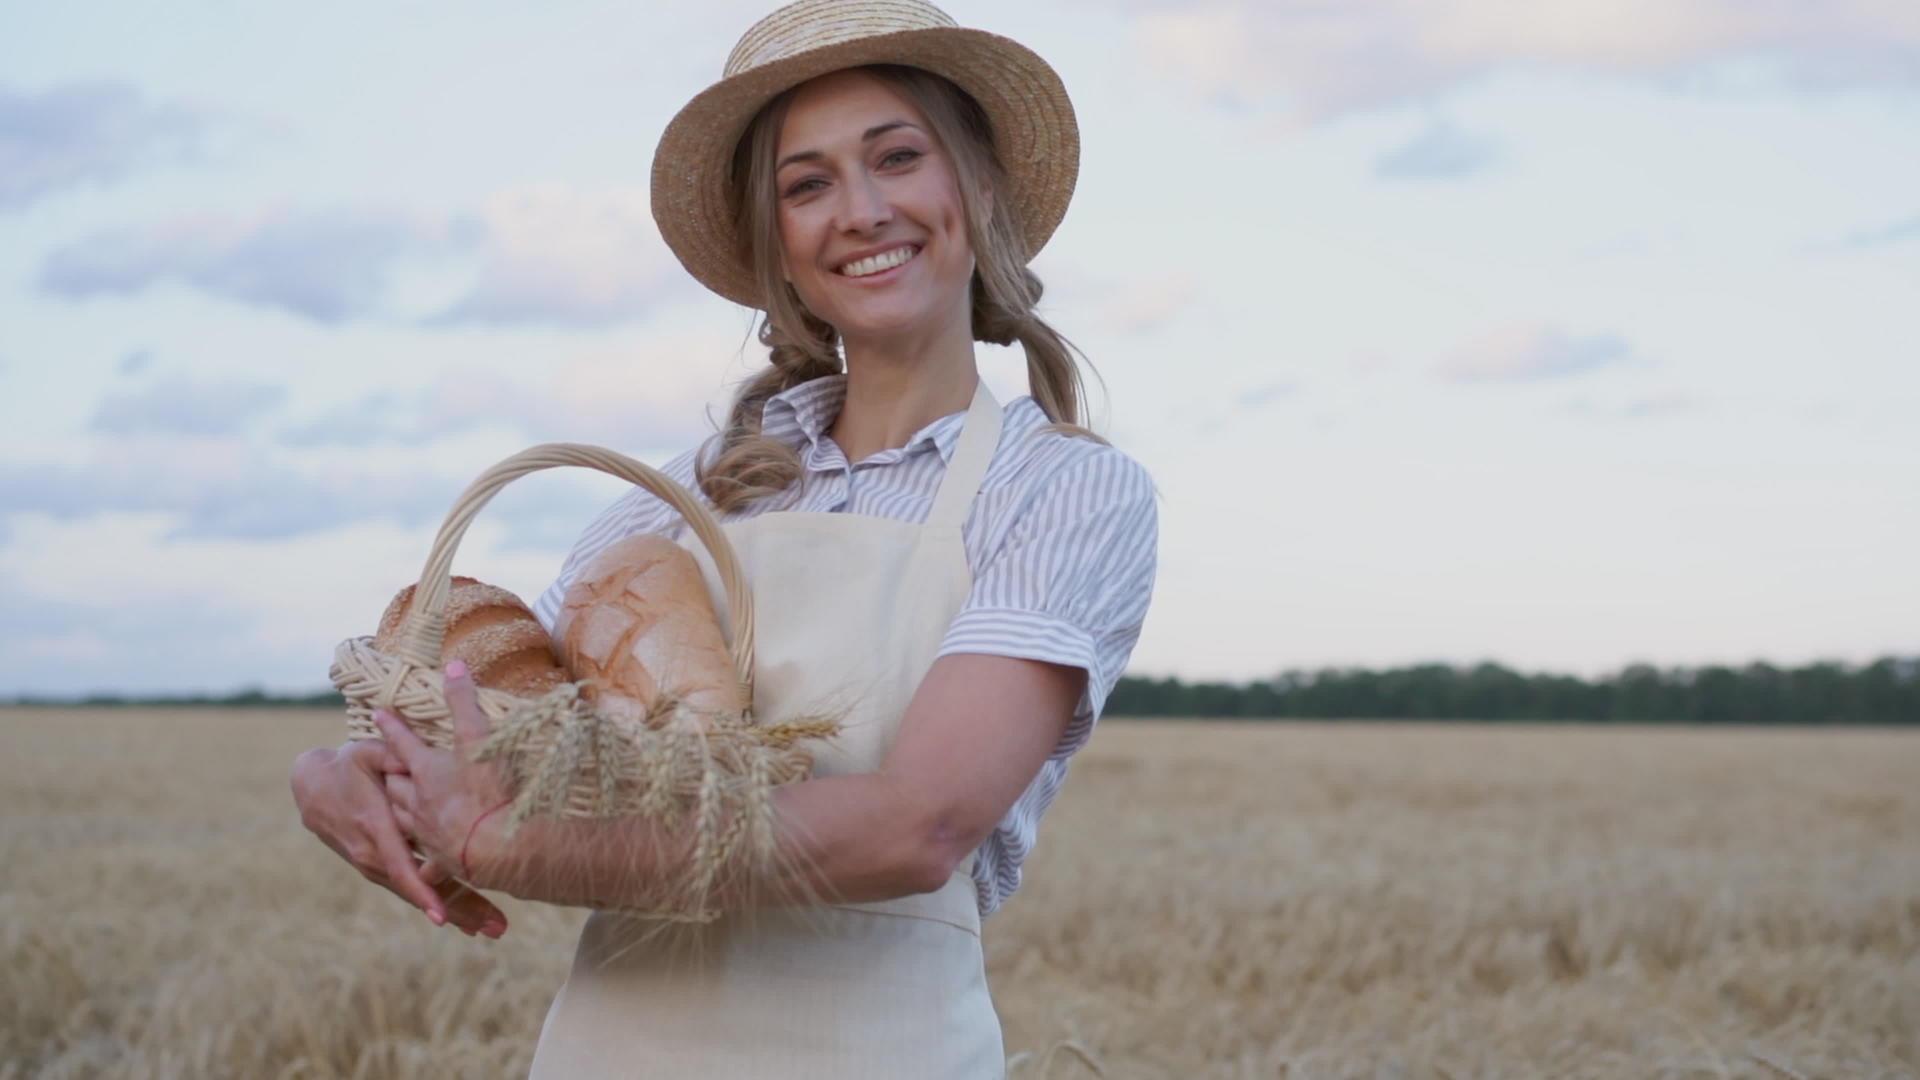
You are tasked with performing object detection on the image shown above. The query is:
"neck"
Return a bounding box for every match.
[828,323,978,463]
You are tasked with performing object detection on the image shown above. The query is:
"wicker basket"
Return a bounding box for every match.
[328,442,831,917]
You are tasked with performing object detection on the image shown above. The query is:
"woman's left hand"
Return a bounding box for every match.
[373,660,516,890]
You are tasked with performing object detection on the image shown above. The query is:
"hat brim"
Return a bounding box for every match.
[651,26,1079,309]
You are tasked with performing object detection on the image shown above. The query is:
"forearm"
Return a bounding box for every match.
[470,655,1081,912]
[476,770,972,911]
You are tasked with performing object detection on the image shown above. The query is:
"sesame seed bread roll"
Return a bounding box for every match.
[373,576,569,699]
[553,533,746,728]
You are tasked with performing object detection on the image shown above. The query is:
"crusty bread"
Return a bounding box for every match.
[553,534,744,726]
[374,576,569,699]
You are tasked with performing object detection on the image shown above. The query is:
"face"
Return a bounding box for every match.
[772,69,974,346]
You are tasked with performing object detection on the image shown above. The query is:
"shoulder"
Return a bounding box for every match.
[991,397,1158,513]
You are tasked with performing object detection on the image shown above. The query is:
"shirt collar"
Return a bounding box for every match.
[762,374,970,465]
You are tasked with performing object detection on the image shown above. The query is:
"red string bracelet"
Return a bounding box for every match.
[460,798,515,884]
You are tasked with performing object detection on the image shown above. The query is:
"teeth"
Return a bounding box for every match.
[840,246,917,277]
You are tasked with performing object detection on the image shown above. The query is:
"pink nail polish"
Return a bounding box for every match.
[446,660,469,679]
[428,909,446,926]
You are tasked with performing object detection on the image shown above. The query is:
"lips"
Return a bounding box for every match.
[836,244,920,277]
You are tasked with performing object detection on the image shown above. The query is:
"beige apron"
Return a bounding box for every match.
[528,380,1007,1079]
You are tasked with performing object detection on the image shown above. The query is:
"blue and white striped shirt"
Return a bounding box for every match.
[532,373,1158,915]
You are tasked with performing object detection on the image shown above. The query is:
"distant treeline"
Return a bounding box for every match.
[4,688,347,709]
[1107,657,1920,724]
[8,657,1917,724]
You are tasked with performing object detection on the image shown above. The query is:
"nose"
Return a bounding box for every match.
[834,170,891,235]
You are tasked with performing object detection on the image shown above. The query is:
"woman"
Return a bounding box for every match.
[291,1,1156,1074]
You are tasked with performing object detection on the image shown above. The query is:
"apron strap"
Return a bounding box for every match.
[925,379,1002,530]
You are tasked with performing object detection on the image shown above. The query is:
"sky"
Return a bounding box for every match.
[2,0,1917,697]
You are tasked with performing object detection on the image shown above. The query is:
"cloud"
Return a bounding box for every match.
[1237,380,1299,408]
[0,81,205,210]
[0,572,269,695]
[1040,263,1199,334]
[1834,213,1920,249]
[1438,324,1630,382]
[276,392,419,448]
[1127,0,1920,122]
[0,506,583,695]
[37,185,686,328]
[0,435,451,540]
[1621,392,1704,418]
[279,339,736,451]
[1095,271,1199,334]
[1375,121,1499,179]
[90,375,286,436]
[1348,351,1395,376]
[38,206,473,323]
[119,348,155,376]
[1561,392,1704,419]
[432,185,686,327]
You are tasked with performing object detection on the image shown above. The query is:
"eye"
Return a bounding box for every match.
[783,176,826,198]
[880,148,922,168]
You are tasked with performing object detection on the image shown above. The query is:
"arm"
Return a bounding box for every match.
[379,653,1083,910]
[378,441,1155,911]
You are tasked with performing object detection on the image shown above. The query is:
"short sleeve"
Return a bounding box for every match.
[531,446,702,634]
[934,446,1159,761]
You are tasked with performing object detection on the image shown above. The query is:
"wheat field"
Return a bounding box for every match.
[3,708,1916,1079]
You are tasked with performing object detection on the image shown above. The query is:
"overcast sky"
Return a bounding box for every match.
[3,0,1917,696]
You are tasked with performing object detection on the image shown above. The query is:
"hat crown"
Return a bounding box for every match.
[725,0,960,77]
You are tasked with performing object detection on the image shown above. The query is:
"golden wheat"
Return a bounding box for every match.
[3,709,1915,1079]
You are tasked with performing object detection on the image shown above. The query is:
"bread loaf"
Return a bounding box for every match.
[553,534,744,727]
[373,576,569,699]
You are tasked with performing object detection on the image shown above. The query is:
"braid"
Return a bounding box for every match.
[970,266,1103,438]
[697,306,841,513]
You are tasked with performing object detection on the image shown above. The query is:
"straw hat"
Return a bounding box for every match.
[651,0,1079,308]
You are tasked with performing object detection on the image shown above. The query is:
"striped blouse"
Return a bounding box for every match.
[531,373,1158,916]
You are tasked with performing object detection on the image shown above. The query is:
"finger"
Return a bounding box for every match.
[443,660,491,757]
[384,771,418,812]
[440,881,509,936]
[388,799,419,841]
[369,804,445,925]
[443,885,509,938]
[383,775,421,838]
[371,709,431,770]
[347,737,406,776]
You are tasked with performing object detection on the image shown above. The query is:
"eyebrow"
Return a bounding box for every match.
[775,121,923,173]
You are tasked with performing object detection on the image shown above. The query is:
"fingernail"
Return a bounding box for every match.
[446,660,469,679]
[428,909,446,926]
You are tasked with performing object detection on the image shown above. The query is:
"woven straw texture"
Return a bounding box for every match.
[328,443,834,920]
[651,0,1078,307]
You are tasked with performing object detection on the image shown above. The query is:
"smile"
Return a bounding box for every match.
[836,245,920,278]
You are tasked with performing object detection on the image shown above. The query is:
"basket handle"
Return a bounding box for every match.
[391,442,754,696]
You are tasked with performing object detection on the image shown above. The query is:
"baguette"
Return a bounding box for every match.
[552,533,745,727]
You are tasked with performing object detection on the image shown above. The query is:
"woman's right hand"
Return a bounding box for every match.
[290,739,508,938]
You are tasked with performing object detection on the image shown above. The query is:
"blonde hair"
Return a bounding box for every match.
[696,63,1098,514]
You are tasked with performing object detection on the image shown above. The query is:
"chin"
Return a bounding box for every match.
[823,298,941,341]
[836,311,933,340]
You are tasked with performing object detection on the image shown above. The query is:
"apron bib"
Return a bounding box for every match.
[528,381,1007,1079]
